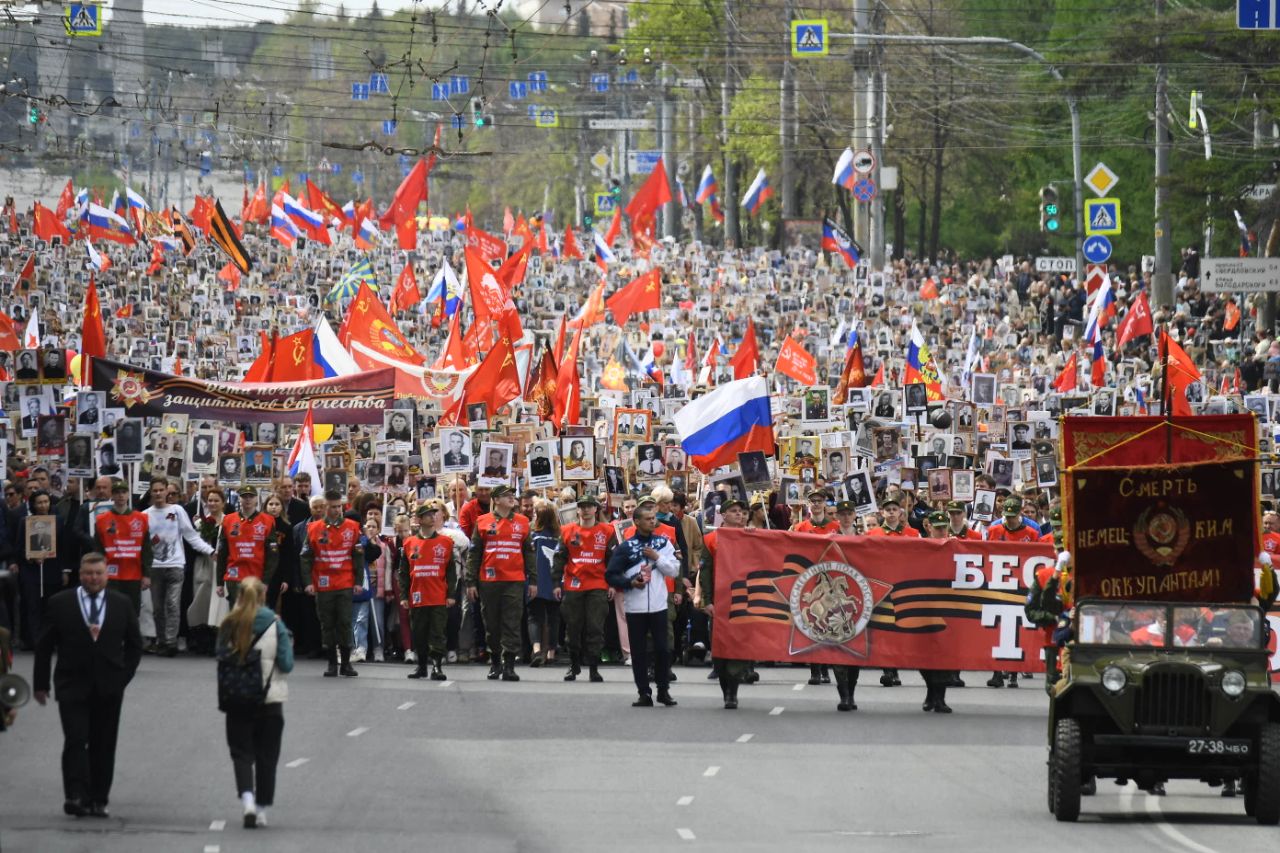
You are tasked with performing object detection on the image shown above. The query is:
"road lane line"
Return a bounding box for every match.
[736,733,754,743]
[677,796,694,806]
[209,820,225,831]
[703,766,720,777]
[284,758,310,768]
[769,706,785,715]
[347,727,369,737]
[792,683,805,691]
[1143,793,1220,853]
[397,701,416,710]
[676,828,696,840]
[441,681,454,687]
[204,847,221,853]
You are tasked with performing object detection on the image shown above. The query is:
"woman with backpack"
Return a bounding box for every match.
[216,575,293,829]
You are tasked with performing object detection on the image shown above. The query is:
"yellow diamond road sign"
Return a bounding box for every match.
[1084,162,1118,198]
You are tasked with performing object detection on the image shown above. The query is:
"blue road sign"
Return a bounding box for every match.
[528,71,548,92]
[1239,0,1274,28]
[297,172,309,183]
[200,153,211,176]
[67,3,102,36]
[630,150,662,175]
[450,76,470,95]
[852,178,877,203]
[245,168,256,183]
[272,165,283,177]
[331,163,342,175]
[370,73,389,94]
[1083,235,1113,264]
[791,20,829,57]
[594,194,616,217]
[432,83,449,101]
[450,114,465,129]
[352,171,364,184]
[591,73,610,93]
[621,69,639,85]
[383,120,397,136]
[509,81,528,99]
[352,83,370,101]
[527,104,538,118]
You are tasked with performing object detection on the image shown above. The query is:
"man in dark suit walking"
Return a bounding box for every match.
[33,552,143,818]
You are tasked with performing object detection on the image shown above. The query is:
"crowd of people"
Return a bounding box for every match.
[0,184,1275,823]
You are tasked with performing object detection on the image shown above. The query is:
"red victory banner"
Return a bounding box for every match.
[91,357,394,424]
[1060,414,1256,468]
[712,529,1055,672]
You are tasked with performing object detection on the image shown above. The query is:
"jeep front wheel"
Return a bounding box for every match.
[1052,718,1083,822]
[1256,722,1280,826]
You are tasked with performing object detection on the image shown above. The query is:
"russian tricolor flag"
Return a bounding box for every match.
[82,203,136,245]
[673,376,774,473]
[126,187,150,211]
[1084,272,1116,344]
[85,241,111,272]
[285,405,322,490]
[832,147,856,190]
[426,261,462,318]
[356,217,380,249]
[695,165,718,204]
[740,168,773,217]
[593,231,616,270]
[282,193,325,233]
[270,204,300,246]
[820,217,861,268]
[312,316,360,377]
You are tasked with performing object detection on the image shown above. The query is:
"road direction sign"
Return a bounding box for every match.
[594,193,616,217]
[588,118,655,130]
[509,81,528,99]
[450,76,470,95]
[591,73,610,93]
[1238,0,1278,29]
[1035,257,1076,274]
[1084,198,1121,235]
[1082,235,1113,264]
[370,73,389,95]
[852,150,876,174]
[432,83,449,100]
[628,151,662,175]
[1244,184,1275,202]
[851,178,876,203]
[1202,257,1280,292]
[66,3,101,36]
[527,71,549,93]
[1084,162,1118,197]
[352,83,370,101]
[791,19,829,57]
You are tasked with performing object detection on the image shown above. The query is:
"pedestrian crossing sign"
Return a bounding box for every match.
[1084,198,1121,236]
[535,108,560,128]
[64,3,102,36]
[791,20,829,58]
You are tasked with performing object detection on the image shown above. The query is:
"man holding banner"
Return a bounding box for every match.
[698,498,750,710]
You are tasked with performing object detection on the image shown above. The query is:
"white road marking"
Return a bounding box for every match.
[397,701,416,710]
[208,820,225,831]
[769,706,785,715]
[703,766,720,777]
[676,828,696,841]
[677,796,694,806]
[1143,792,1220,853]
[736,733,754,743]
[347,727,369,737]
[284,758,310,768]
[204,847,221,853]
[441,681,453,687]
[792,683,805,691]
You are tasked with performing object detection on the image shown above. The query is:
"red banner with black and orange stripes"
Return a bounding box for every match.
[712,529,1056,672]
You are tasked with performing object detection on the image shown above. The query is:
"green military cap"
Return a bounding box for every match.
[238,487,258,499]
[415,501,440,516]
[721,497,749,512]
[576,494,601,508]
[880,492,902,507]
[945,500,967,513]
[835,500,857,513]
[927,511,948,527]
[1049,506,1062,524]
[1002,496,1023,514]
[807,489,831,501]
[637,495,658,507]
[490,484,515,498]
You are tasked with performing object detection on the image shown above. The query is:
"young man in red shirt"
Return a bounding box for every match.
[216,489,279,608]
[553,495,616,683]
[465,485,534,682]
[398,502,457,680]
[301,490,366,678]
[94,482,152,614]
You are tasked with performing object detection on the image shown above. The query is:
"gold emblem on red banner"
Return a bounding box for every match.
[773,541,892,659]
[1132,504,1190,567]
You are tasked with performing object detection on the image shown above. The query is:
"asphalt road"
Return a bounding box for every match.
[1,656,1276,853]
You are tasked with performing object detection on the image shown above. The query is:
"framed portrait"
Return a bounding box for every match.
[439,428,473,474]
[1035,454,1058,488]
[415,476,438,501]
[664,446,687,472]
[162,413,190,436]
[114,418,144,462]
[1007,421,1033,454]
[383,409,414,445]
[243,445,275,485]
[871,390,900,420]
[844,471,876,515]
[845,387,872,414]
[13,349,40,384]
[477,442,514,488]
[25,514,56,560]
[74,390,105,435]
[96,439,121,477]
[603,465,628,496]
[822,447,851,483]
[987,455,1015,489]
[903,382,928,416]
[737,450,771,489]
[362,461,387,491]
[780,474,803,506]
[66,434,95,477]
[217,452,243,487]
[634,443,666,480]
[187,430,217,473]
[323,468,349,495]
[1263,469,1277,500]
[560,436,596,481]
[466,402,489,431]
[36,414,66,457]
[872,427,900,462]
[927,467,952,501]
[613,408,651,450]
[972,488,997,523]
[802,387,831,424]
[666,469,689,494]
[525,439,558,489]
[970,373,997,407]
[951,469,976,502]
[423,439,443,476]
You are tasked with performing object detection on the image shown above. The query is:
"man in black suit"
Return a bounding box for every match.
[33,553,143,818]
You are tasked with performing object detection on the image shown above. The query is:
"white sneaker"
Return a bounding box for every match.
[351,648,366,663]
[405,650,418,663]
[256,808,269,827]
[446,651,457,663]
[243,802,257,829]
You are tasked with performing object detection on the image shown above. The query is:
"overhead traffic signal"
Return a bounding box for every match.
[471,97,491,128]
[1039,185,1060,233]
[609,178,621,200]
[27,102,39,124]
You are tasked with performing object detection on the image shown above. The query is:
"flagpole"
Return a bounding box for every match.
[1159,321,1172,464]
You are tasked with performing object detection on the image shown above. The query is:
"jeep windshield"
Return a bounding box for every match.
[1075,602,1264,649]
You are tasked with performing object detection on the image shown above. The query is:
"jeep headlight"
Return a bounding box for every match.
[1221,670,1246,698]
[1101,665,1127,694]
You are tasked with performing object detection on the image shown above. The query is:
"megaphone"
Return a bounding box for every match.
[0,673,31,709]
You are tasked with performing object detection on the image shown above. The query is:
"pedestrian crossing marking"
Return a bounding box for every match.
[397,701,416,710]
[209,820,226,831]
[791,19,829,57]
[677,796,694,806]
[676,828,696,840]
[1091,208,1113,228]
[769,705,785,715]
[347,727,369,737]
[703,765,720,777]
[285,757,310,768]
[792,682,805,690]
[736,733,754,743]
[798,28,821,48]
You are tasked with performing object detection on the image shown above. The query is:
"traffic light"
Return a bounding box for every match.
[27,102,38,125]
[609,178,621,200]
[471,97,490,128]
[583,212,593,228]
[1039,185,1060,233]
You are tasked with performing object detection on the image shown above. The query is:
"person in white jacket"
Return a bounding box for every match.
[606,504,679,708]
[144,476,214,656]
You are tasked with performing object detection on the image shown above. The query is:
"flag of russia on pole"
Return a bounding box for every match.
[593,231,616,270]
[82,203,136,245]
[832,147,857,190]
[740,168,773,216]
[695,165,718,204]
[673,376,775,473]
[126,187,150,211]
[286,405,322,489]
[312,316,360,377]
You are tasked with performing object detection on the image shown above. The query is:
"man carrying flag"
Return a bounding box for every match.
[821,217,861,268]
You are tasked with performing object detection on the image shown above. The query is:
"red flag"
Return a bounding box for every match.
[775,334,817,386]
[1114,290,1154,350]
[562,225,584,260]
[55,180,75,219]
[919,279,939,300]
[553,325,583,427]
[503,207,515,236]
[554,313,568,361]
[391,265,421,313]
[32,203,72,243]
[1160,329,1202,417]
[466,225,507,267]
[379,158,428,230]
[495,242,532,292]
[568,279,607,329]
[0,312,21,352]
[217,261,242,290]
[1224,300,1241,332]
[604,206,622,248]
[730,318,759,380]
[243,332,275,382]
[267,329,319,383]
[80,275,106,385]
[624,158,673,221]
[606,270,662,327]
[114,304,134,319]
[146,243,165,276]
[395,215,417,251]
[189,196,216,234]
[17,253,35,285]
[832,335,867,404]
[1052,352,1078,392]
[465,333,522,414]
[340,282,424,364]
[525,344,558,422]
[465,245,514,325]
[244,183,269,225]
[306,179,346,225]
[432,310,472,370]
[870,362,885,387]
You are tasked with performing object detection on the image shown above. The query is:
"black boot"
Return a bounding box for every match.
[339,646,359,677]
[323,647,338,677]
[808,664,823,686]
[820,665,831,684]
[407,662,428,679]
[834,668,856,712]
[986,671,1005,688]
[565,654,581,682]
[501,653,520,682]
[880,668,900,687]
[430,657,447,681]
[744,664,760,684]
[588,658,604,683]
[487,658,502,680]
[720,674,738,710]
[932,683,952,713]
[656,688,677,706]
[1006,672,1019,688]
[922,683,937,712]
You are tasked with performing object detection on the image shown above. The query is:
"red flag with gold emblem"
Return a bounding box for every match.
[606,269,662,327]
[80,275,107,385]
[267,329,320,383]
[391,264,421,313]
[465,333,521,413]
[775,334,818,386]
[339,282,425,366]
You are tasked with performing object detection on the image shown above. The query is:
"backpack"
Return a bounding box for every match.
[216,621,276,713]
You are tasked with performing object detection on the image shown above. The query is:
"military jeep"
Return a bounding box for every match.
[1046,600,1280,823]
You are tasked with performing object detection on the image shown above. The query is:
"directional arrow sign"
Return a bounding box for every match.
[588,118,654,130]
[1202,257,1280,292]
[1082,235,1113,264]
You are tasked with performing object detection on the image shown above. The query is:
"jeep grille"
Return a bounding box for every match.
[1134,667,1211,732]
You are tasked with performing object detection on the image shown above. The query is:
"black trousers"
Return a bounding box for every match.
[58,690,124,806]
[626,610,669,696]
[225,704,285,807]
